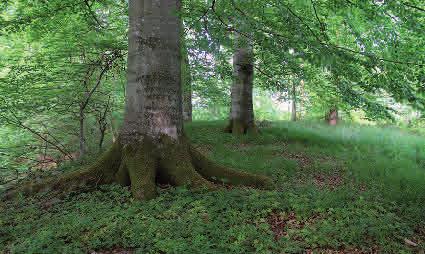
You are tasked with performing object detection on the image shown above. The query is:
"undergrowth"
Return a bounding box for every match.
[1,121,424,253]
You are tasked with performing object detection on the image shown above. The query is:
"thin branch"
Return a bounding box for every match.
[254,65,287,90]
[230,1,424,67]
[1,114,73,160]
[81,51,122,110]
[401,1,425,12]
[83,0,105,28]
[310,0,326,37]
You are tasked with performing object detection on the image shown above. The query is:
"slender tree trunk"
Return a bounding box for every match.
[291,81,297,122]
[96,103,108,152]
[98,134,104,151]
[327,107,338,125]
[109,110,117,142]
[99,118,108,152]
[225,33,257,134]
[3,0,273,201]
[299,79,305,119]
[79,105,86,159]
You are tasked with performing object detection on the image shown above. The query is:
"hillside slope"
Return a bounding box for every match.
[1,121,424,253]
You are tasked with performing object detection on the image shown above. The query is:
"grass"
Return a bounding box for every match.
[1,120,424,253]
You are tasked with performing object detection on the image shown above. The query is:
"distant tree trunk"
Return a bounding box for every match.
[291,81,297,122]
[182,42,192,122]
[109,108,118,142]
[299,79,305,119]
[110,119,117,143]
[225,33,257,134]
[95,100,109,152]
[78,104,86,159]
[77,52,115,158]
[97,112,107,152]
[326,107,338,125]
[98,130,105,151]
[5,0,273,201]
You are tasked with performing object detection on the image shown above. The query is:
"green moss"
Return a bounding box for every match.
[4,131,271,202]
[3,121,425,252]
[3,142,123,200]
[115,163,130,186]
[224,120,233,133]
[189,144,274,189]
[226,120,259,135]
[86,140,123,183]
[122,140,157,200]
[157,135,214,190]
[245,124,259,135]
[231,120,245,134]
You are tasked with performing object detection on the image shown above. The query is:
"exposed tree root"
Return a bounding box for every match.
[121,141,158,200]
[225,119,259,135]
[2,136,273,201]
[189,145,273,189]
[2,142,122,200]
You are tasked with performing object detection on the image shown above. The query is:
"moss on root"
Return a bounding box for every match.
[3,135,273,201]
[3,142,123,200]
[157,136,215,190]
[225,120,259,135]
[189,144,274,189]
[121,140,158,200]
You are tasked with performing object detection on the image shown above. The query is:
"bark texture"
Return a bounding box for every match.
[225,33,257,134]
[121,0,183,142]
[2,0,273,201]
[182,40,193,122]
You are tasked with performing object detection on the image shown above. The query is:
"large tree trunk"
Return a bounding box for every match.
[4,0,272,201]
[225,33,257,134]
[182,41,192,122]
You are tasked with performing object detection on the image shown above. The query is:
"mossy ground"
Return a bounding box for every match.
[1,121,425,253]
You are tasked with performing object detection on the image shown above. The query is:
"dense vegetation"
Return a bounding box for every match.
[2,121,425,253]
[1,0,424,253]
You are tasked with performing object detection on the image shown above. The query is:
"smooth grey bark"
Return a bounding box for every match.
[226,33,257,134]
[121,0,183,143]
[182,43,192,122]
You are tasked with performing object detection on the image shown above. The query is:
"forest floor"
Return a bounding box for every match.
[1,121,425,253]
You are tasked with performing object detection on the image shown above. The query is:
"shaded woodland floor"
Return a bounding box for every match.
[1,121,425,253]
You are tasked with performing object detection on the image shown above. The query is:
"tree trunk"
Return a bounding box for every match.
[225,33,257,134]
[327,107,338,125]
[182,39,192,122]
[291,81,297,122]
[98,127,106,151]
[299,79,305,120]
[109,110,117,142]
[3,0,273,201]
[79,105,86,159]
